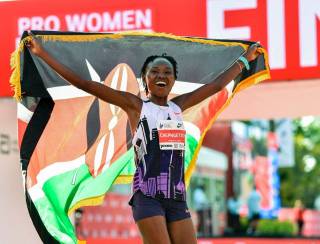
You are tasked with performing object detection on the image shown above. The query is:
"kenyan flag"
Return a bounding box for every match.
[10,31,270,243]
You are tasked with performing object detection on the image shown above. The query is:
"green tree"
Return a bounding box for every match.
[279,118,320,208]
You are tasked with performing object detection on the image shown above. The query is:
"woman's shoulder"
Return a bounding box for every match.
[168,100,182,113]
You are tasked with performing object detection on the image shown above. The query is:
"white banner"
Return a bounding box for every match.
[0,98,41,244]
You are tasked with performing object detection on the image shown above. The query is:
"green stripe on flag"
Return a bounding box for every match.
[184,134,199,174]
[35,148,134,243]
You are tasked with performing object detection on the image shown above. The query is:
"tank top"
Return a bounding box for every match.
[132,100,186,201]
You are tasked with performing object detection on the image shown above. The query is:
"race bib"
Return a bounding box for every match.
[157,120,186,150]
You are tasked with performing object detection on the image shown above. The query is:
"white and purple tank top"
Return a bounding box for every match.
[132,100,186,201]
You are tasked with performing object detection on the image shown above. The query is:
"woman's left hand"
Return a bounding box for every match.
[244,43,261,62]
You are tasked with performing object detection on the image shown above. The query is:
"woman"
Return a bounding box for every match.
[27,34,260,244]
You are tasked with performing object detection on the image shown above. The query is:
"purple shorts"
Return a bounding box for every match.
[130,191,191,223]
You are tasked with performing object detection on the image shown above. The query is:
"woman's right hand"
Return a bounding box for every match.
[25,33,44,57]
[244,43,261,62]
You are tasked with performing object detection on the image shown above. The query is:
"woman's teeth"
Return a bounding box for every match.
[156,81,166,87]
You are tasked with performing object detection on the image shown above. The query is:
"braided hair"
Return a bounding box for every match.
[140,54,178,94]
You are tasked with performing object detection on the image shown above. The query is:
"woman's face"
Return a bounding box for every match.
[144,58,175,98]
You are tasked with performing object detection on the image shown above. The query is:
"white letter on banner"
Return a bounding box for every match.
[136,9,152,29]
[87,13,102,32]
[65,14,87,31]
[122,10,135,29]
[267,0,286,69]
[207,0,257,39]
[30,17,44,30]
[102,11,121,31]
[299,0,320,67]
[18,17,30,35]
[44,15,60,31]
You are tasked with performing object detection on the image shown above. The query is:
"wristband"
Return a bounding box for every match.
[238,56,250,71]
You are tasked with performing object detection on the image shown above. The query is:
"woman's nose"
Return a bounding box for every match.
[157,72,166,78]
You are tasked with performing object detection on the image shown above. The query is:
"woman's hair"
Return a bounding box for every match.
[140,54,178,94]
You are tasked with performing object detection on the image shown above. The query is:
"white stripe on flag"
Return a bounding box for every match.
[184,122,201,141]
[28,184,44,200]
[47,86,93,100]
[29,155,86,201]
[226,80,235,98]
[17,103,34,123]
[172,81,203,94]
[86,59,102,83]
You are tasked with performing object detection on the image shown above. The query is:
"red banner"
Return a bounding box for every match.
[1,0,319,96]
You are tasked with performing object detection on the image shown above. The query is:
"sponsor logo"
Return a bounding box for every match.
[160,144,171,149]
[0,133,18,155]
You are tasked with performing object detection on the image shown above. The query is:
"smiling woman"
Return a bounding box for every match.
[21,31,264,244]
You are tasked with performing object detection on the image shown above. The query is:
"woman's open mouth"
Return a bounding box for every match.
[155,81,166,87]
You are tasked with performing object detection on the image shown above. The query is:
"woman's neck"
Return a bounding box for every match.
[147,95,168,106]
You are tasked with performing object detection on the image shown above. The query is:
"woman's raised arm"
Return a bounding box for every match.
[26,34,142,115]
[171,44,261,111]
